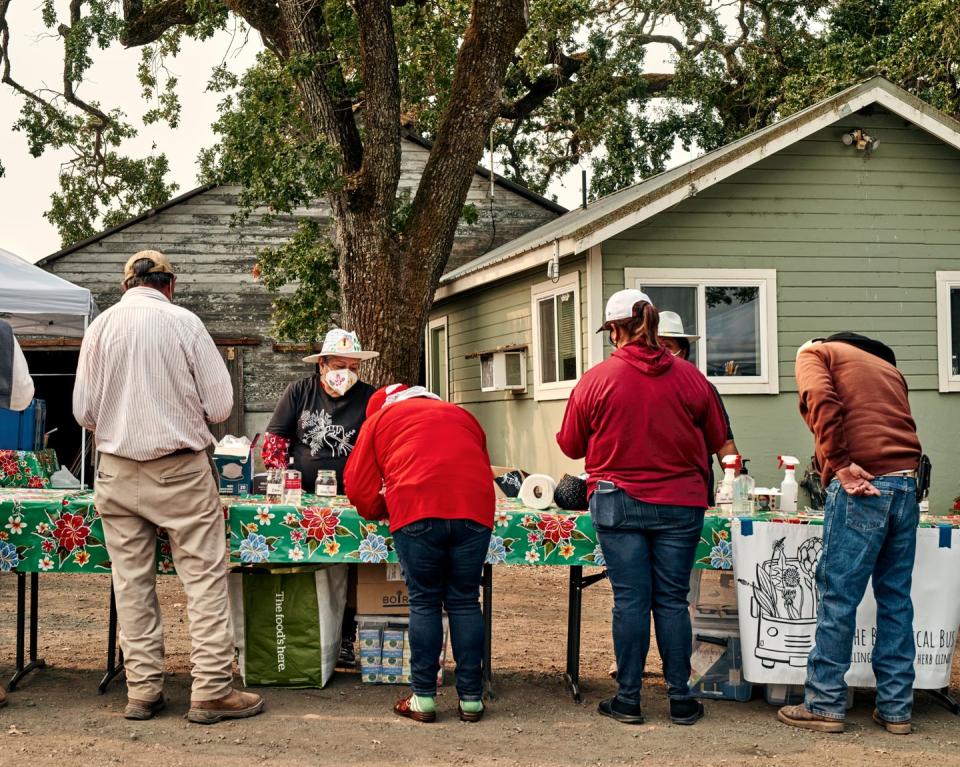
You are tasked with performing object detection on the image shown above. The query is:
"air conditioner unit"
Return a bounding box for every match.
[480,350,526,392]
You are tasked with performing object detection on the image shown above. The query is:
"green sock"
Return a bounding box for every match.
[460,700,483,713]
[410,694,436,713]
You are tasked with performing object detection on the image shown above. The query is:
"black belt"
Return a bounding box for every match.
[162,447,199,459]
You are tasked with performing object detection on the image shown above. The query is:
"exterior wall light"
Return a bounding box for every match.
[841,129,879,152]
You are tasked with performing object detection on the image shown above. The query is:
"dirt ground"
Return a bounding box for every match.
[0,567,958,767]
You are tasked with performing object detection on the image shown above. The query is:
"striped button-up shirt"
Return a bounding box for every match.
[74,287,233,461]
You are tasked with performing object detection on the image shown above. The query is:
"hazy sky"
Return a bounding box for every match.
[0,5,678,264]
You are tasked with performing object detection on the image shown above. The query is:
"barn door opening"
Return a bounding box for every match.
[210,345,245,441]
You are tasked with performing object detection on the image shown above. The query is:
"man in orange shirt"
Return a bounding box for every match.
[778,333,921,735]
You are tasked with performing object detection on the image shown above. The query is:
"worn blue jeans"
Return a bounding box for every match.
[392,517,491,701]
[805,476,919,722]
[590,484,705,706]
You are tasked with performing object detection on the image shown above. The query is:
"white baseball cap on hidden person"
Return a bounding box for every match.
[596,288,653,332]
[302,328,380,363]
[658,311,700,341]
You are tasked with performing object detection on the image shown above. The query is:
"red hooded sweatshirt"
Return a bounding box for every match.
[344,397,495,532]
[556,342,728,508]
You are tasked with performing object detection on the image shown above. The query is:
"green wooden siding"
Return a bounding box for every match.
[603,109,960,395]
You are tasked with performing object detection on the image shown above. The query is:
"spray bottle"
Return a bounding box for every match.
[779,455,800,513]
[733,459,755,514]
[717,455,739,514]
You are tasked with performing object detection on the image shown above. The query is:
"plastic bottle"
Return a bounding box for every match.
[733,459,755,514]
[717,455,739,514]
[779,455,800,513]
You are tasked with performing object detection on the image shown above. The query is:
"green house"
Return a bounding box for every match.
[426,77,960,510]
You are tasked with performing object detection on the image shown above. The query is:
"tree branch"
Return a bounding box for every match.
[499,45,587,121]
[275,0,363,175]
[404,0,528,279]
[121,0,203,46]
[351,0,401,211]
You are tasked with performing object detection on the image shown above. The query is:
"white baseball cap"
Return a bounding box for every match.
[597,289,653,332]
[658,310,700,340]
[303,328,380,363]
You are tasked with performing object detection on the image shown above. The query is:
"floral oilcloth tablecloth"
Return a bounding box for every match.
[0,450,58,489]
[3,489,959,574]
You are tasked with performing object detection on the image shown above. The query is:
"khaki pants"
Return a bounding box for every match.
[95,451,234,702]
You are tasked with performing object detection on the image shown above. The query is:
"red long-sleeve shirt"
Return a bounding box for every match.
[344,398,495,532]
[557,342,728,508]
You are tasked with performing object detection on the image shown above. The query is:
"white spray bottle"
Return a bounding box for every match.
[779,455,800,513]
[717,455,739,514]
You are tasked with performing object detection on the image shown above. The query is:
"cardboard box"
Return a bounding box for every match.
[356,582,409,615]
[214,435,259,496]
[356,564,409,615]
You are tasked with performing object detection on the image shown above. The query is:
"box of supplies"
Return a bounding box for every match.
[214,435,258,496]
[355,615,447,685]
[356,564,409,616]
[688,630,752,702]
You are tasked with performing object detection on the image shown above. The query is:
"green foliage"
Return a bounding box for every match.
[255,220,340,342]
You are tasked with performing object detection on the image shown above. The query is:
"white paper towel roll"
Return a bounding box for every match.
[519,474,557,510]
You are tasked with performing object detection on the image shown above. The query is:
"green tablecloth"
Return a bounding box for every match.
[4,489,959,574]
[0,450,58,489]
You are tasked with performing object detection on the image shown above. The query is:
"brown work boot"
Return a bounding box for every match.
[0,686,7,708]
[124,695,165,720]
[777,703,845,733]
[186,689,264,724]
[872,709,912,735]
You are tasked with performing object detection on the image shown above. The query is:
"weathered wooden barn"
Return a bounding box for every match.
[37,134,563,445]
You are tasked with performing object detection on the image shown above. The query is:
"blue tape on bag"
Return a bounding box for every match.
[740,518,754,537]
[939,525,952,549]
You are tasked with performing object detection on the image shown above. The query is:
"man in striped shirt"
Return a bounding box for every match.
[74,250,264,724]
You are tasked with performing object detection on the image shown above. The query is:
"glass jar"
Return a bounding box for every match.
[315,470,337,497]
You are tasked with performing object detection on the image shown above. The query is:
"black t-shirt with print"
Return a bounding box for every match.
[266,375,375,493]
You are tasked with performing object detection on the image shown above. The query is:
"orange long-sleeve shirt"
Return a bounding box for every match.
[795,341,921,485]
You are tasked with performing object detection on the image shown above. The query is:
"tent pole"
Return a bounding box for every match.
[80,313,88,489]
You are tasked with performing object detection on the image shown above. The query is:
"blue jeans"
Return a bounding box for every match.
[805,476,919,722]
[392,517,491,701]
[590,485,705,705]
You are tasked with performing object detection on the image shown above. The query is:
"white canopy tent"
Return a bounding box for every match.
[0,247,98,485]
[0,247,98,335]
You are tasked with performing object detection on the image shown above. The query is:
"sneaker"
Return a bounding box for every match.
[394,694,436,723]
[186,690,264,724]
[670,698,705,725]
[124,695,166,720]
[338,638,357,669]
[597,697,645,724]
[872,709,911,735]
[777,703,845,733]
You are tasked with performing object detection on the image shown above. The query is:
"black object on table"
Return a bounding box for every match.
[7,572,46,691]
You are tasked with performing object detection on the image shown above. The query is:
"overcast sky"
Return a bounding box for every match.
[1,5,680,264]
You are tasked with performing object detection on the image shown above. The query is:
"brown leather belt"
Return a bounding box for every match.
[162,447,199,459]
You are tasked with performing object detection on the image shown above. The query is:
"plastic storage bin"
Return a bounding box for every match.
[765,683,854,709]
[0,399,45,450]
[689,631,753,702]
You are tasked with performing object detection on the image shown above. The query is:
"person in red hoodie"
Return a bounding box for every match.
[344,384,494,724]
[557,289,727,726]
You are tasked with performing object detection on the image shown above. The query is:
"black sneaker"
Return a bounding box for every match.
[598,697,645,724]
[337,638,357,669]
[670,698,704,725]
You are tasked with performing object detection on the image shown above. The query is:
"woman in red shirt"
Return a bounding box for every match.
[344,384,494,723]
[557,290,727,726]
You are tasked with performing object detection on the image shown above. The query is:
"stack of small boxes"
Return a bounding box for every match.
[358,617,446,685]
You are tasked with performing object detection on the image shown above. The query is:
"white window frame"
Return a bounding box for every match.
[531,272,582,401]
[936,271,960,393]
[624,268,779,395]
[425,316,450,400]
